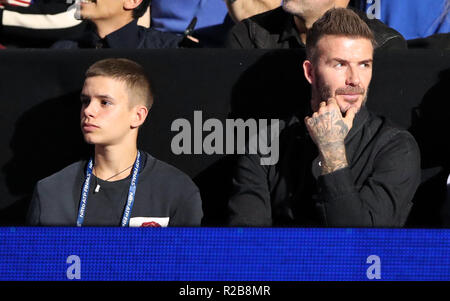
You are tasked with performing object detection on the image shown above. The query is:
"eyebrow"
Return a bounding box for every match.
[328,58,373,64]
[80,93,115,100]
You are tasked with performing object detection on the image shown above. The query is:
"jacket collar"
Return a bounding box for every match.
[82,20,141,49]
[278,11,305,48]
[344,105,369,143]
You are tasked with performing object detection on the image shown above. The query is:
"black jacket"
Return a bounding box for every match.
[27,152,203,226]
[226,7,407,49]
[52,19,183,49]
[228,107,421,227]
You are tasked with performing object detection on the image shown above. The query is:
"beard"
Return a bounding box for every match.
[312,73,368,113]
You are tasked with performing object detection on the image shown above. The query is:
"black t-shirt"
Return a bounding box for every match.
[84,153,148,226]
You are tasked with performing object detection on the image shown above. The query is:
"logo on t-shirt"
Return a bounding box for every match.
[141,221,161,227]
[129,217,170,227]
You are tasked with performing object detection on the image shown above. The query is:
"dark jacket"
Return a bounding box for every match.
[228,107,421,227]
[27,152,203,226]
[226,7,407,49]
[52,19,183,49]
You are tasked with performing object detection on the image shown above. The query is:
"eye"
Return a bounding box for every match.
[361,62,371,68]
[101,100,112,106]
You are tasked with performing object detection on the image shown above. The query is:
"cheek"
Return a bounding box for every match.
[363,73,372,88]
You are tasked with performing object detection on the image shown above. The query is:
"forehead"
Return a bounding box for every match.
[315,35,373,62]
[82,76,128,95]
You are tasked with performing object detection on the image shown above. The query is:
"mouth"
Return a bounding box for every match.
[339,94,361,102]
[80,0,96,4]
[82,123,99,131]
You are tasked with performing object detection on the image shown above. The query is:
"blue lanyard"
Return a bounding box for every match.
[77,151,141,227]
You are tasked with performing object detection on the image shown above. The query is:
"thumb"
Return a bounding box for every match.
[343,107,357,129]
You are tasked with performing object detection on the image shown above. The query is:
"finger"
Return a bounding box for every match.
[318,101,327,113]
[343,107,357,127]
[326,98,341,113]
[326,98,337,106]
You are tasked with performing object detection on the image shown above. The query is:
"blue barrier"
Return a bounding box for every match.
[0,227,449,281]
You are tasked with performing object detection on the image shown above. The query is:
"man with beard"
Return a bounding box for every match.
[226,0,406,49]
[227,8,420,227]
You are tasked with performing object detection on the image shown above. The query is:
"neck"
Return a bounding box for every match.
[93,143,138,181]
[293,16,308,44]
[94,15,134,39]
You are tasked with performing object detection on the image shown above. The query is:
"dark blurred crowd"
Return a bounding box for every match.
[0,0,448,49]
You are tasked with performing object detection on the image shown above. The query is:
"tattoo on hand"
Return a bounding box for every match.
[305,101,355,174]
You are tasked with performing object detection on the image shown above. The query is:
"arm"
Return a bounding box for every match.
[225,0,281,23]
[317,131,420,227]
[228,154,272,226]
[1,1,81,29]
[0,2,84,47]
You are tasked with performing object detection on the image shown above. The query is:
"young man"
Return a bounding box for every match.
[27,58,203,227]
[228,8,420,227]
[226,0,406,49]
[52,0,184,49]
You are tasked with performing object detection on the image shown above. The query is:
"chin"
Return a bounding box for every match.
[82,134,97,145]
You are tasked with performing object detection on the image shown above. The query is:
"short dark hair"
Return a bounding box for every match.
[306,8,377,62]
[132,0,151,19]
[85,58,153,109]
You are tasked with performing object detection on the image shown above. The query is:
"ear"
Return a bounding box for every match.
[123,0,143,11]
[303,60,315,85]
[131,105,148,129]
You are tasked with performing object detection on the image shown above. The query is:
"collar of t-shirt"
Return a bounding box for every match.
[82,151,148,226]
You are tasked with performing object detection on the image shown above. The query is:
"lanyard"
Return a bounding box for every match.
[77,151,141,227]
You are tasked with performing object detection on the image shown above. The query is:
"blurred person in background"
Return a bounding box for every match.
[226,0,407,49]
[150,0,281,47]
[0,0,85,48]
[52,0,188,49]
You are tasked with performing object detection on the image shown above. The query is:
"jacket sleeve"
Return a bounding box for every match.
[317,131,421,227]
[0,2,85,47]
[26,185,41,226]
[228,154,272,226]
[1,5,81,29]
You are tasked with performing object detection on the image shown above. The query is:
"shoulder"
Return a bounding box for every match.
[368,113,419,157]
[36,161,84,191]
[352,8,407,49]
[143,153,198,192]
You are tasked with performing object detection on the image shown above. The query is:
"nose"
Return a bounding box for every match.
[345,65,361,87]
[81,99,97,118]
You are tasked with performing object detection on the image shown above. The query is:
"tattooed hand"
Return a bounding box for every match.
[304,98,357,175]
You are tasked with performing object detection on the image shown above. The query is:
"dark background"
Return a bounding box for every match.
[0,48,448,227]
